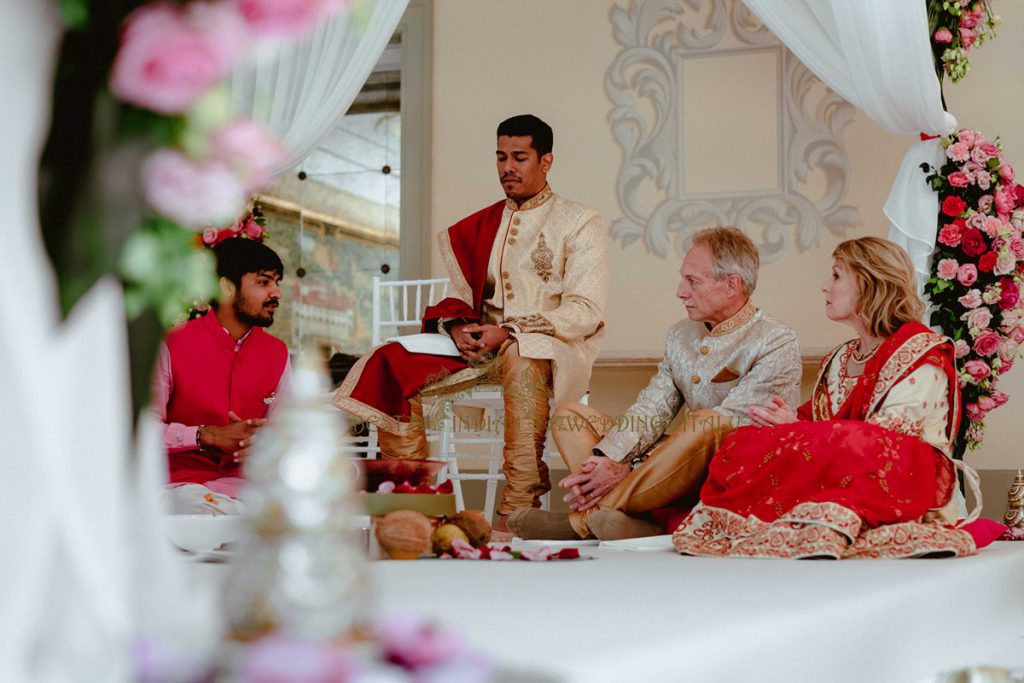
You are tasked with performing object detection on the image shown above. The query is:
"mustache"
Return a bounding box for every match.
[501,174,521,182]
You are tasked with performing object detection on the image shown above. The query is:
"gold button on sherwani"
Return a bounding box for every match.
[700,345,710,355]
[691,374,700,384]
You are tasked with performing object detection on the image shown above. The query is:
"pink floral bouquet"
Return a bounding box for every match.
[924,128,1024,451]
[199,208,269,248]
[928,0,998,83]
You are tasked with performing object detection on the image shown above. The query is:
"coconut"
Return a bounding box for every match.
[375,510,432,560]
[449,510,492,548]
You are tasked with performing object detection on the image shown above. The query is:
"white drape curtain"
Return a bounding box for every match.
[229,0,409,175]
[741,0,954,283]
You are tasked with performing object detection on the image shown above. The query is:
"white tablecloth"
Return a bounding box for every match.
[186,541,1024,682]
[371,542,1024,683]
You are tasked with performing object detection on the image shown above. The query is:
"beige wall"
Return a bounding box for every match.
[428,1,1024,471]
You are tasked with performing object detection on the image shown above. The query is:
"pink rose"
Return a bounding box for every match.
[999,163,1016,183]
[210,119,288,189]
[960,26,976,49]
[999,279,1021,309]
[201,227,218,245]
[984,216,1005,238]
[998,339,1019,362]
[978,194,994,213]
[980,142,1001,158]
[958,289,983,309]
[110,3,245,114]
[964,306,993,330]
[954,339,971,358]
[1011,238,1024,260]
[243,219,264,239]
[937,258,960,280]
[965,402,984,421]
[957,263,978,286]
[971,146,991,164]
[974,331,1001,356]
[962,161,982,182]
[959,129,978,148]
[240,635,352,683]
[934,28,954,43]
[948,172,969,188]
[977,171,992,191]
[938,223,963,248]
[1010,326,1024,345]
[947,142,971,162]
[996,189,1018,216]
[995,252,1017,276]
[978,395,997,412]
[965,359,992,381]
[236,0,344,37]
[961,10,979,29]
[991,389,1010,407]
[143,149,248,228]
[966,213,988,232]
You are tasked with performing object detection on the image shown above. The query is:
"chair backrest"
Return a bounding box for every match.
[371,276,452,345]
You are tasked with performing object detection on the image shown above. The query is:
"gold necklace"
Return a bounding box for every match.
[849,340,880,363]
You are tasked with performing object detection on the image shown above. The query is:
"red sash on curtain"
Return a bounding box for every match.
[338,201,506,431]
[672,323,975,559]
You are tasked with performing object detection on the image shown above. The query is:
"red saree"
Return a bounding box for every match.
[672,323,977,559]
[332,201,505,433]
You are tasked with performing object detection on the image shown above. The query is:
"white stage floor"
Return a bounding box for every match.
[370,539,1024,683]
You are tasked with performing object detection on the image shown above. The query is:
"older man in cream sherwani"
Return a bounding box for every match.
[333,115,608,533]
[509,227,802,541]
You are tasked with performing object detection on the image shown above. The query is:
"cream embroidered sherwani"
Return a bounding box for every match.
[433,186,609,404]
[551,303,802,537]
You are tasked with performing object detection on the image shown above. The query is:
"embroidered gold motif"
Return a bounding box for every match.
[504,184,554,212]
[708,302,757,337]
[530,232,554,283]
[505,313,556,336]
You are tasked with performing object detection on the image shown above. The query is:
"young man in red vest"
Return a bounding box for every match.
[153,237,290,512]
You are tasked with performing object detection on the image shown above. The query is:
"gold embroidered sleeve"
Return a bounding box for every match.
[502,314,556,336]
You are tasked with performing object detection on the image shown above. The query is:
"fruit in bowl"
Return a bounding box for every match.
[164,514,246,553]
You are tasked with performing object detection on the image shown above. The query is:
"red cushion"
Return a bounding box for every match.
[962,518,1009,548]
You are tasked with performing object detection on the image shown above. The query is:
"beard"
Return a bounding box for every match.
[236,299,276,327]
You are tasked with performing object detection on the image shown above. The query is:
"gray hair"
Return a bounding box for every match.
[691,226,759,296]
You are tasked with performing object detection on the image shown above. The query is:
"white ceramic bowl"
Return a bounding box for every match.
[164,514,247,553]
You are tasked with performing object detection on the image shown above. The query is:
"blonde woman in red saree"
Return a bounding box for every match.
[672,238,980,559]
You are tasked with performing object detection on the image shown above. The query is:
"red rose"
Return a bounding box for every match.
[978,251,998,272]
[942,195,967,217]
[1000,279,1021,310]
[961,228,987,257]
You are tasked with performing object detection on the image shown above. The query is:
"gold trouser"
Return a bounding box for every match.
[377,396,429,460]
[550,403,733,538]
[376,343,553,515]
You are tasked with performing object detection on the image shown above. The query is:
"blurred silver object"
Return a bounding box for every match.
[936,666,1024,683]
[224,351,369,641]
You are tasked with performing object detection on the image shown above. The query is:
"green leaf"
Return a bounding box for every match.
[58,0,90,31]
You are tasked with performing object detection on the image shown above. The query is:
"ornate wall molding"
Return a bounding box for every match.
[606,0,860,261]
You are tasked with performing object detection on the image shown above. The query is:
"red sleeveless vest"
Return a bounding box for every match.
[164,310,288,484]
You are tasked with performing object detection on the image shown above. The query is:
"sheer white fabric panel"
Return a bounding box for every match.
[229,0,409,175]
[742,0,955,283]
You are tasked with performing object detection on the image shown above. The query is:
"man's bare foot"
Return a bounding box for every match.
[491,514,514,543]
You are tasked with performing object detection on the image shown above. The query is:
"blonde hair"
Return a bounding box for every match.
[692,226,760,296]
[832,237,924,337]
